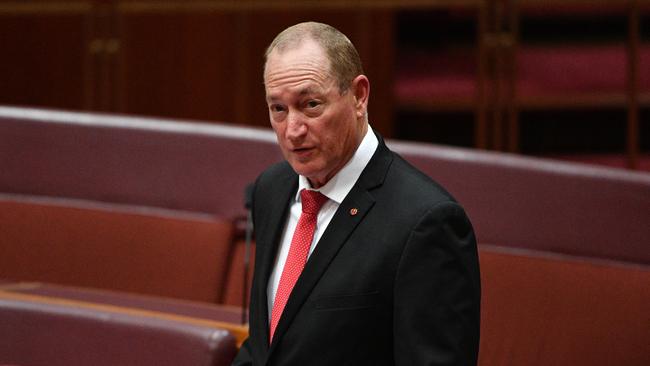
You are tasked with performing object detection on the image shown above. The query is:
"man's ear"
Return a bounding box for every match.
[351,75,370,118]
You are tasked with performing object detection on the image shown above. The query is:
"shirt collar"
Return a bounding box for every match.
[296,125,379,204]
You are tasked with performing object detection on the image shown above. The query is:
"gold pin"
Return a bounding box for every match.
[349,208,358,216]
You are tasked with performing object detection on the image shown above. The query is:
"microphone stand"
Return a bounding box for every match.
[242,184,254,325]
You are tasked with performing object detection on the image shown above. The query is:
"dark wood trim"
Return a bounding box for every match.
[117,0,483,14]
[0,2,92,15]
[626,0,640,169]
[506,0,519,153]
[0,289,250,347]
[476,2,488,149]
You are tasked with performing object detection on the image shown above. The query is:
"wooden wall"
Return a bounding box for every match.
[0,1,396,136]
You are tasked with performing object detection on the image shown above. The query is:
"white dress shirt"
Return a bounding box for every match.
[267,125,379,319]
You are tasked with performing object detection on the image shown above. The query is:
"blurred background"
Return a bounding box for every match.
[1,0,649,170]
[2,3,650,365]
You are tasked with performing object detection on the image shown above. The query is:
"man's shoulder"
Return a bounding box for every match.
[259,160,294,180]
[387,152,456,203]
[254,160,296,193]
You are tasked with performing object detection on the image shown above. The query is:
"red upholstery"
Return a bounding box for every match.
[2,282,244,325]
[517,45,650,97]
[0,196,234,302]
[394,45,650,103]
[478,246,650,366]
[1,106,647,365]
[0,107,283,218]
[395,48,476,103]
[1,105,648,284]
[389,140,650,265]
[542,152,650,171]
[222,240,256,307]
[0,290,237,366]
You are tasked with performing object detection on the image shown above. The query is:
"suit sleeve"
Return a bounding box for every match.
[230,338,253,366]
[393,201,481,366]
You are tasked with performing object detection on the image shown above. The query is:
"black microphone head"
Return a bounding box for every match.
[244,183,254,209]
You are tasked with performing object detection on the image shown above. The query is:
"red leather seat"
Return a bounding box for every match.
[0,197,234,303]
[478,246,650,366]
[390,140,650,265]
[0,289,237,366]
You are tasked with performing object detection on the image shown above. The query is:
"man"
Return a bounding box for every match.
[232,22,480,366]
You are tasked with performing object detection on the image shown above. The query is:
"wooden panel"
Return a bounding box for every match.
[114,7,241,122]
[0,2,94,110]
[0,2,397,135]
[115,5,396,133]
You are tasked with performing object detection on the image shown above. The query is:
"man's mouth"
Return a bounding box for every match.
[294,147,311,151]
[292,146,314,158]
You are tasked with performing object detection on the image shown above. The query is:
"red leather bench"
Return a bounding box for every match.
[1,106,648,365]
[389,140,650,265]
[0,107,283,218]
[3,106,649,267]
[0,196,234,303]
[222,239,256,307]
[0,285,239,366]
[0,281,247,342]
[395,45,650,107]
[478,245,650,366]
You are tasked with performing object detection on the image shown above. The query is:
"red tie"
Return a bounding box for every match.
[269,189,328,341]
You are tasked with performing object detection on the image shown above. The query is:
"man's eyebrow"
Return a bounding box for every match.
[265,86,324,102]
[299,87,321,96]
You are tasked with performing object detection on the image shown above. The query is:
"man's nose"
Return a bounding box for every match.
[286,111,307,142]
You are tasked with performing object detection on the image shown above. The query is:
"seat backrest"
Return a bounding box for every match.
[0,196,234,303]
[0,290,237,366]
[3,106,649,265]
[222,239,256,307]
[0,106,284,218]
[478,245,650,366]
[390,140,650,264]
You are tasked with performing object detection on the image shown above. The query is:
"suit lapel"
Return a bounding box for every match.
[254,165,297,349]
[268,139,394,353]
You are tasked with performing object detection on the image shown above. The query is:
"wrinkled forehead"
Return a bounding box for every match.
[264,39,332,80]
[264,62,335,103]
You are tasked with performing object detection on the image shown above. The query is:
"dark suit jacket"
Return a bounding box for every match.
[233,137,480,366]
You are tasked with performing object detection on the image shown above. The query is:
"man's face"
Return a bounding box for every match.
[264,40,366,188]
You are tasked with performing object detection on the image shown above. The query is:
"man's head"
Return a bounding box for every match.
[265,22,365,93]
[264,22,370,188]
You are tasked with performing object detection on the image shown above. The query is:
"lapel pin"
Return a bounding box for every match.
[349,208,358,216]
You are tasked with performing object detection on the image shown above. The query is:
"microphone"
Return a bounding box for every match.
[244,183,254,210]
[241,183,255,324]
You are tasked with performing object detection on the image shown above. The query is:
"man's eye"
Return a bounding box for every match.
[270,105,286,113]
[306,100,320,108]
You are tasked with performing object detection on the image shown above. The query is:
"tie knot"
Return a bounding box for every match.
[300,189,328,215]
